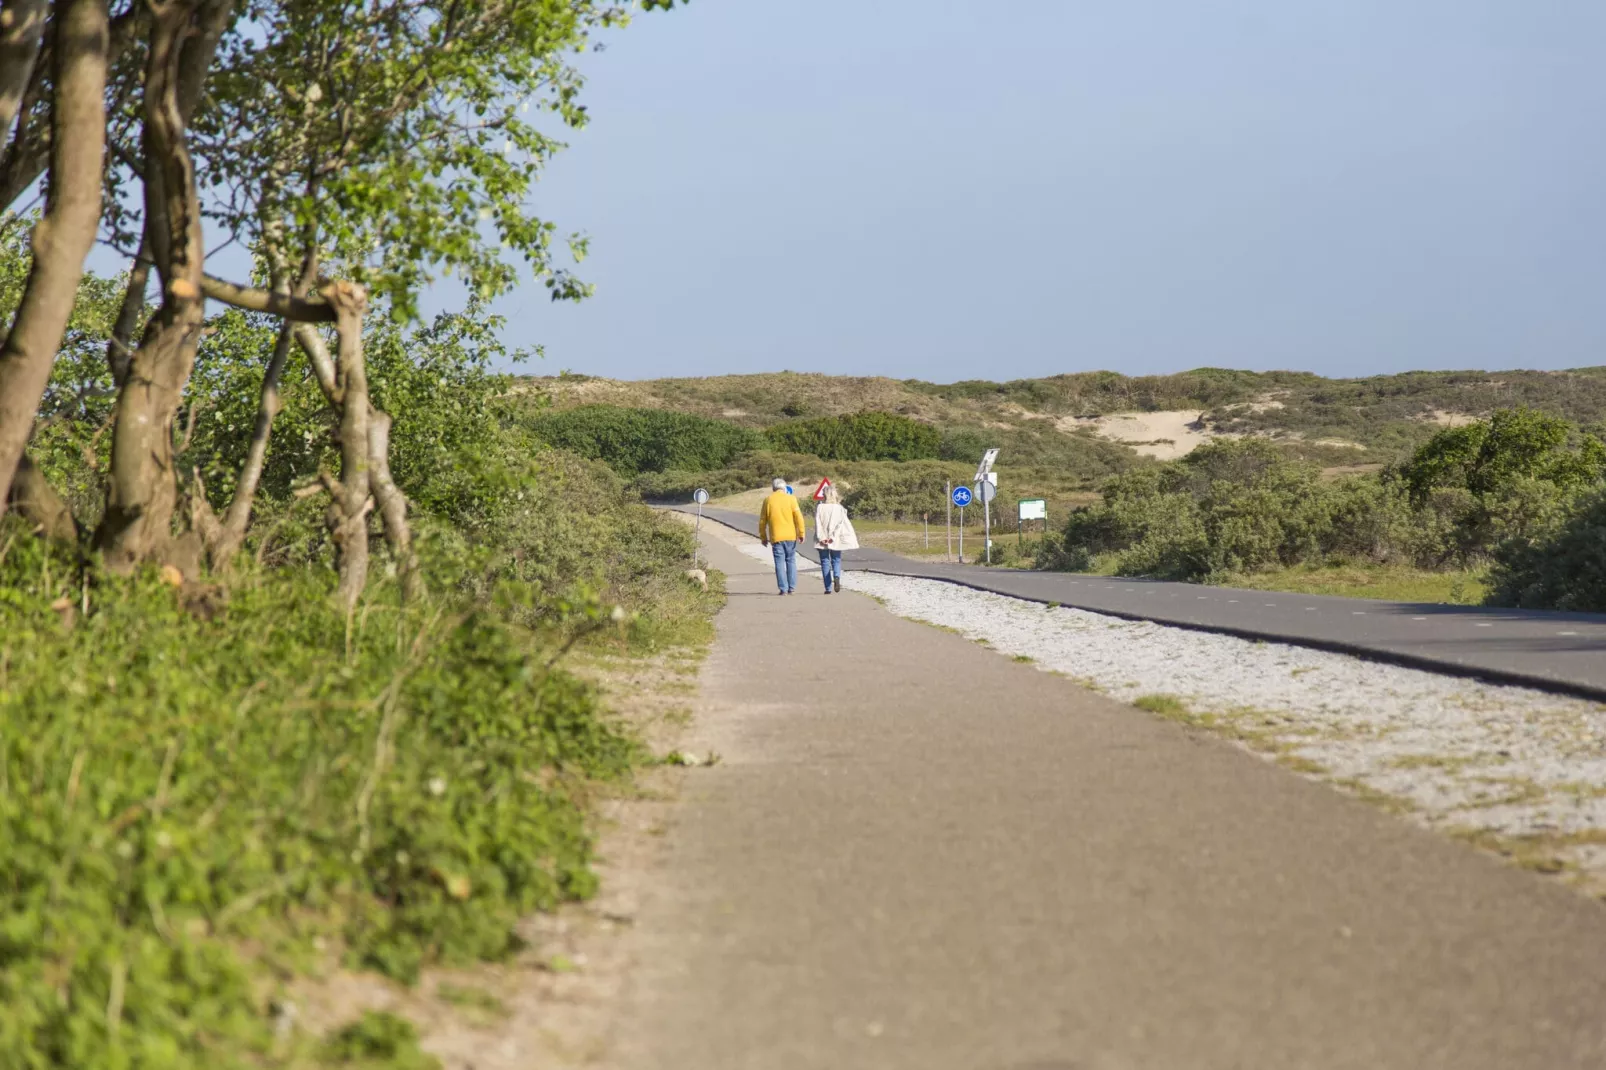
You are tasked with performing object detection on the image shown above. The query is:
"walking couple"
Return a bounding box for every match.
[759,478,859,595]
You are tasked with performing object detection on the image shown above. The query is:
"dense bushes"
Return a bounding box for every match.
[764,410,941,462]
[840,461,973,521]
[633,450,827,502]
[1050,411,1606,584]
[0,530,646,1067]
[527,404,764,476]
[2,286,722,1065]
[1488,488,1606,610]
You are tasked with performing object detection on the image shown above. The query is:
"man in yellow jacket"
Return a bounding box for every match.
[758,477,807,595]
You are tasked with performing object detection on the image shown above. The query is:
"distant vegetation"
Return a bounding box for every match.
[529,371,1606,610]
[529,366,1606,461]
[766,411,941,462]
[1043,408,1606,609]
[529,404,765,475]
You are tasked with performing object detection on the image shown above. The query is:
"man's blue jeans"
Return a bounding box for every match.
[771,539,798,592]
[821,549,842,591]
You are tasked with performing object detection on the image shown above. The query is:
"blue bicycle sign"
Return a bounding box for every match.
[951,485,973,508]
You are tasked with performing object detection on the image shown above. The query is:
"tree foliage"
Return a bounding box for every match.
[0,0,686,600]
[765,410,941,462]
[1048,415,1606,583]
[528,404,765,476]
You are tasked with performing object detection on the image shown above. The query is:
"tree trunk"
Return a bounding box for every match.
[105,231,149,386]
[367,406,417,600]
[325,282,371,610]
[8,452,76,542]
[0,0,108,522]
[96,2,207,571]
[0,0,48,143]
[294,320,416,602]
[206,319,293,565]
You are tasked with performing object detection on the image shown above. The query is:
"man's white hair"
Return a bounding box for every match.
[772,477,786,490]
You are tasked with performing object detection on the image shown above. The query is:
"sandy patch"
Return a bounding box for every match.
[1062,410,1218,460]
[1000,403,1051,422]
[1420,409,1479,428]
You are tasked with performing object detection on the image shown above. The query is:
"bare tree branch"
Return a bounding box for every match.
[200,273,335,321]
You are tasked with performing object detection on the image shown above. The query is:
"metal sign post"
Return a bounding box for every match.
[975,448,1000,566]
[951,483,972,562]
[692,488,709,565]
[978,477,997,565]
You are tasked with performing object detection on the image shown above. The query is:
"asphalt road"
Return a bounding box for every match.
[611,529,1606,1069]
[679,505,1606,700]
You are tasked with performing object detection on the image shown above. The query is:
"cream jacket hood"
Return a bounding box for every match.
[812,502,859,551]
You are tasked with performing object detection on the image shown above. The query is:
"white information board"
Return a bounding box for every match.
[1018,498,1047,522]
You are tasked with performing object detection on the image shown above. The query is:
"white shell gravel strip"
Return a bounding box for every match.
[844,570,1606,893]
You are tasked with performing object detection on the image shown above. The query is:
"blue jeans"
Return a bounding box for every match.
[771,540,798,592]
[821,549,842,590]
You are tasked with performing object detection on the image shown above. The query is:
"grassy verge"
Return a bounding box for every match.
[0,518,722,1068]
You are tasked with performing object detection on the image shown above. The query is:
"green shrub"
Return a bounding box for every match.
[527,405,763,476]
[0,529,643,1067]
[1486,487,1606,610]
[321,1012,440,1068]
[1050,414,1606,582]
[631,450,829,502]
[1398,407,1606,504]
[1,280,725,1066]
[840,460,973,520]
[765,411,940,462]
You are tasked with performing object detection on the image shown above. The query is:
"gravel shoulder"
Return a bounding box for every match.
[845,570,1606,897]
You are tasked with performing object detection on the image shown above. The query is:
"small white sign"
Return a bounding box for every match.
[693,488,710,505]
[1018,498,1047,521]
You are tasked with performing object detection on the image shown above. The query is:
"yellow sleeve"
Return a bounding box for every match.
[790,501,805,540]
[758,499,770,542]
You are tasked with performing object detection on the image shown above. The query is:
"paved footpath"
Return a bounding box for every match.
[609,528,1606,1070]
[679,505,1606,700]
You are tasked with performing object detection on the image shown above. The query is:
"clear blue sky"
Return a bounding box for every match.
[443,3,1606,381]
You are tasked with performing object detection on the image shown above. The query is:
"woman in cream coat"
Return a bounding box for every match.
[812,484,859,595]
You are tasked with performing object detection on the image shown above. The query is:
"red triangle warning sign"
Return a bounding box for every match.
[812,477,832,502]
